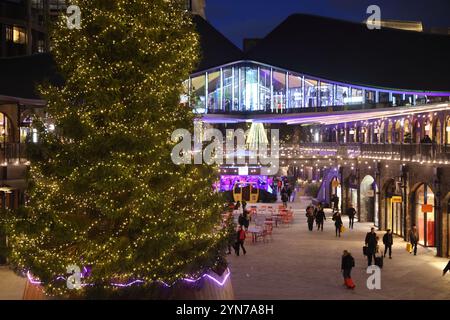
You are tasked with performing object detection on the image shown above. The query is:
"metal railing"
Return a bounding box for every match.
[0,143,28,165]
[282,142,450,162]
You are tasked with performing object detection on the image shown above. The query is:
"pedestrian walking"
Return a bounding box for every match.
[333,211,343,237]
[383,229,393,259]
[281,192,288,208]
[287,187,292,202]
[341,250,355,289]
[365,227,378,266]
[238,210,250,230]
[408,224,419,255]
[332,195,339,213]
[306,205,315,231]
[346,204,356,229]
[235,225,247,256]
[315,204,326,231]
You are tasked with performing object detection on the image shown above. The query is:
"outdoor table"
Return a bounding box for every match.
[247,226,263,243]
[271,214,282,227]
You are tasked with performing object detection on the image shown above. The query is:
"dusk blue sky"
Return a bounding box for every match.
[206,0,450,48]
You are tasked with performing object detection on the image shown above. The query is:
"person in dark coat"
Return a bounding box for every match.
[341,250,355,283]
[287,187,292,202]
[281,192,288,207]
[238,210,250,230]
[365,227,378,266]
[332,195,339,213]
[305,205,315,231]
[315,204,326,231]
[333,212,343,237]
[408,224,419,255]
[235,225,247,256]
[382,229,393,259]
[346,204,356,229]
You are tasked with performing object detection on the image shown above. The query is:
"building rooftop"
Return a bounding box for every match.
[244,14,450,92]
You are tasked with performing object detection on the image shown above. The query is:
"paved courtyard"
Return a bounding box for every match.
[228,197,450,300]
[0,196,449,300]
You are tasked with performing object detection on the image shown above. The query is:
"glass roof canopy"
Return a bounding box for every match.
[183,61,450,115]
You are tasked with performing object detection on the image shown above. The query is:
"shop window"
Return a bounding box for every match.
[415,184,435,247]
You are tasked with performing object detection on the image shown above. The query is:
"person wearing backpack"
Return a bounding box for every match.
[341,250,355,289]
[235,225,247,256]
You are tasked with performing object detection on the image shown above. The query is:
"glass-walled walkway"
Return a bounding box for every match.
[183,61,450,115]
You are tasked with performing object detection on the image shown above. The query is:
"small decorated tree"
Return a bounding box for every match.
[7,0,225,298]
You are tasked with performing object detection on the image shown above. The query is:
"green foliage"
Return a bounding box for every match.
[304,183,321,198]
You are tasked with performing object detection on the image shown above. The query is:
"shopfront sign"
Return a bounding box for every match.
[391,196,402,203]
[421,204,433,213]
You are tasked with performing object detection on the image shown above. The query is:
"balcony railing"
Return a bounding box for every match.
[0,143,28,165]
[282,143,450,162]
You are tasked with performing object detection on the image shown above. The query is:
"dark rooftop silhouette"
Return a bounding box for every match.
[245,14,450,92]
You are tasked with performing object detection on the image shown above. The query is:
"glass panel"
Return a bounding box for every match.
[233,67,240,111]
[259,68,271,112]
[304,78,318,108]
[20,127,30,143]
[272,71,286,112]
[240,66,258,112]
[207,70,221,111]
[319,81,333,107]
[336,85,349,106]
[180,79,189,107]
[288,73,304,109]
[349,87,364,104]
[222,68,233,112]
[365,90,376,104]
[191,74,206,114]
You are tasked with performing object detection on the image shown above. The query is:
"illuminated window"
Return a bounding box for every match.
[13,26,27,44]
[37,40,45,53]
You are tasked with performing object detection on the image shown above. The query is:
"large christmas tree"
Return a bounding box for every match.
[8,0,225,297]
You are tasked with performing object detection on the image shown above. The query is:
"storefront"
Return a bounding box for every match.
[384,179,404,236]
[414,184,435,247]
[360,175,377,223]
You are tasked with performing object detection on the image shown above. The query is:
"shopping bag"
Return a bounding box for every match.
[344,278,355,289]
[406,242,413,253]
[363,246,368,256]
[340,225,346,233]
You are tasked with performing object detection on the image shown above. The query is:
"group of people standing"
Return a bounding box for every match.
[305,202,357,237]
[305,203,326,232]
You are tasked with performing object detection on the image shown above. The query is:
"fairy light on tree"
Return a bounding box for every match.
[6,0,225,298]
